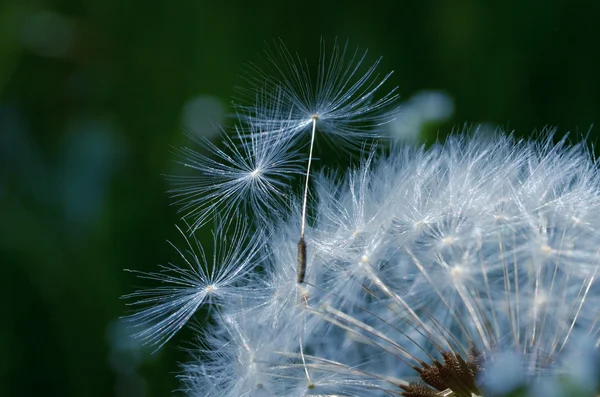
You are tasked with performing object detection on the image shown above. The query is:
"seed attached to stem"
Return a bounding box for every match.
[296,116,318,284]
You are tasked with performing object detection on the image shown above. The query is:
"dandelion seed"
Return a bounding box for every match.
[238,38,400,146]
[296,114,317,284]
[169,117,305,231]
[122,220,267,350]
[239,40,401,287]
[237,40,399,287]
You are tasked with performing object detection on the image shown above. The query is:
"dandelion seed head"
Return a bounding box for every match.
[126,39,600,397]
[250,132,600,395]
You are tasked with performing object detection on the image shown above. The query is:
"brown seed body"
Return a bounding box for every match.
[297,237,307,283]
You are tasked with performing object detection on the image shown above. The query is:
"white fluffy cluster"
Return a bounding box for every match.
[125,41,600,397]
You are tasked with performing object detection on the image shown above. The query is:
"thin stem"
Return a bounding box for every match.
[297,117,318,284]
[298,315,313,387]
[300,117,318,238]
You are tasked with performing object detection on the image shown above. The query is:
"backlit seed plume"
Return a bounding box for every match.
[168,118,305,231]
[238,38,400,147]
[179,132,600,396]
[122,220,267,351]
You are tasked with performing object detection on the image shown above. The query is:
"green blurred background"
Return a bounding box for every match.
[1,0,599,396]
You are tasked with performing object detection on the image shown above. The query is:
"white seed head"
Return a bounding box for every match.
[125,40,600,396]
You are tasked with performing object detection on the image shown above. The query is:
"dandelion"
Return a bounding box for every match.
[124,39,600,397]
[310,133,600,395]
[180,132,600,396]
